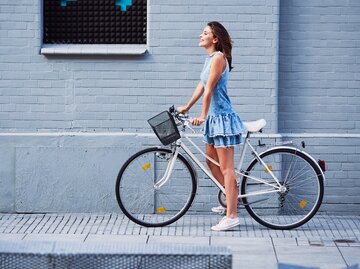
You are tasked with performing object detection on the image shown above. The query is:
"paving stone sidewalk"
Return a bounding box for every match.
[0,213,359,269]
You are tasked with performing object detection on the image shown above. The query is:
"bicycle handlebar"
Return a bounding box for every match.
[169,105,195,132]
[169,105,191,122]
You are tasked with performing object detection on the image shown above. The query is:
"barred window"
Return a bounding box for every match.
[42,0,147,54]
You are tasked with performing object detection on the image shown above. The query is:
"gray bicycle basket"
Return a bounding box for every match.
[148,111,181,145]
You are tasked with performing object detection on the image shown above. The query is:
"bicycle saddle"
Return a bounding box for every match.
[243,119,267,133]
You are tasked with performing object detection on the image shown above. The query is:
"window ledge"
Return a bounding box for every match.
[41,44,147,55]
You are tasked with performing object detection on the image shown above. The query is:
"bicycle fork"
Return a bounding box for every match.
[153,147,180,190]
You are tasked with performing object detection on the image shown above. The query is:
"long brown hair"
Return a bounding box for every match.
[207,21,233,71]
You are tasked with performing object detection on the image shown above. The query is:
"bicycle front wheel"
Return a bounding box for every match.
[241,147,324,230]
[115,147,197,227]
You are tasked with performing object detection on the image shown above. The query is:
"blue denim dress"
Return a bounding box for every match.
[201,51,245,148]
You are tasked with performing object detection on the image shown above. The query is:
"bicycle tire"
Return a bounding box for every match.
[115,147,197,227]
[241,147,324,230]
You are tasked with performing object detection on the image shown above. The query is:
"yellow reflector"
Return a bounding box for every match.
[157,207,166,213]
[299,200,308,209]
[142,163,151,171]
[264,165,273,173]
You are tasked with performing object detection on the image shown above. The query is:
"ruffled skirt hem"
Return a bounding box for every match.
[203,113,245,137]
[203,133,244,148]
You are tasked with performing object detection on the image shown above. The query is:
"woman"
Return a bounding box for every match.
[178,21,245,231]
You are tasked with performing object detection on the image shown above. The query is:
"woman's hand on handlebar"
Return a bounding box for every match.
[177,106,189,114]
[191,117,205,126]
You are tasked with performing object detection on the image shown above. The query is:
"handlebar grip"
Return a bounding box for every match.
[169,105,175,113]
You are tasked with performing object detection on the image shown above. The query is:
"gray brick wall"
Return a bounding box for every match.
[0,0,279,132]
[1,133,359,215]
[278,0,360,133]
[0,0,360,215]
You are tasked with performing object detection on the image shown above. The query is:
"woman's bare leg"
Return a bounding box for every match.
[216,147,238,218]
[205,144,224,186]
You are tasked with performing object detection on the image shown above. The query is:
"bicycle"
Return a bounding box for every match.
[115,106,325,230]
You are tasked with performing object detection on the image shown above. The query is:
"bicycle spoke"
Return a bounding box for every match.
[285,166,314,185]
[287,178,316,189]
[283,154,295,184]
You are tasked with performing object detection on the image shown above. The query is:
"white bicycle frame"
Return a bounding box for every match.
[154,124,284,199]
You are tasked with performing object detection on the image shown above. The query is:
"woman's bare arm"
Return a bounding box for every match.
[178,81,204,113]
[192,54,226,125]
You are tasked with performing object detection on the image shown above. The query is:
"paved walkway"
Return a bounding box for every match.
[0,213,359,269]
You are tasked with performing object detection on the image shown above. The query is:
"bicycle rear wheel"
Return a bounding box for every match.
[241,147,324,230]
[115,147,197,227]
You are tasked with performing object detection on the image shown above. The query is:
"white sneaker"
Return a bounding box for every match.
[211,205,226,214]
[211,216,240,231]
